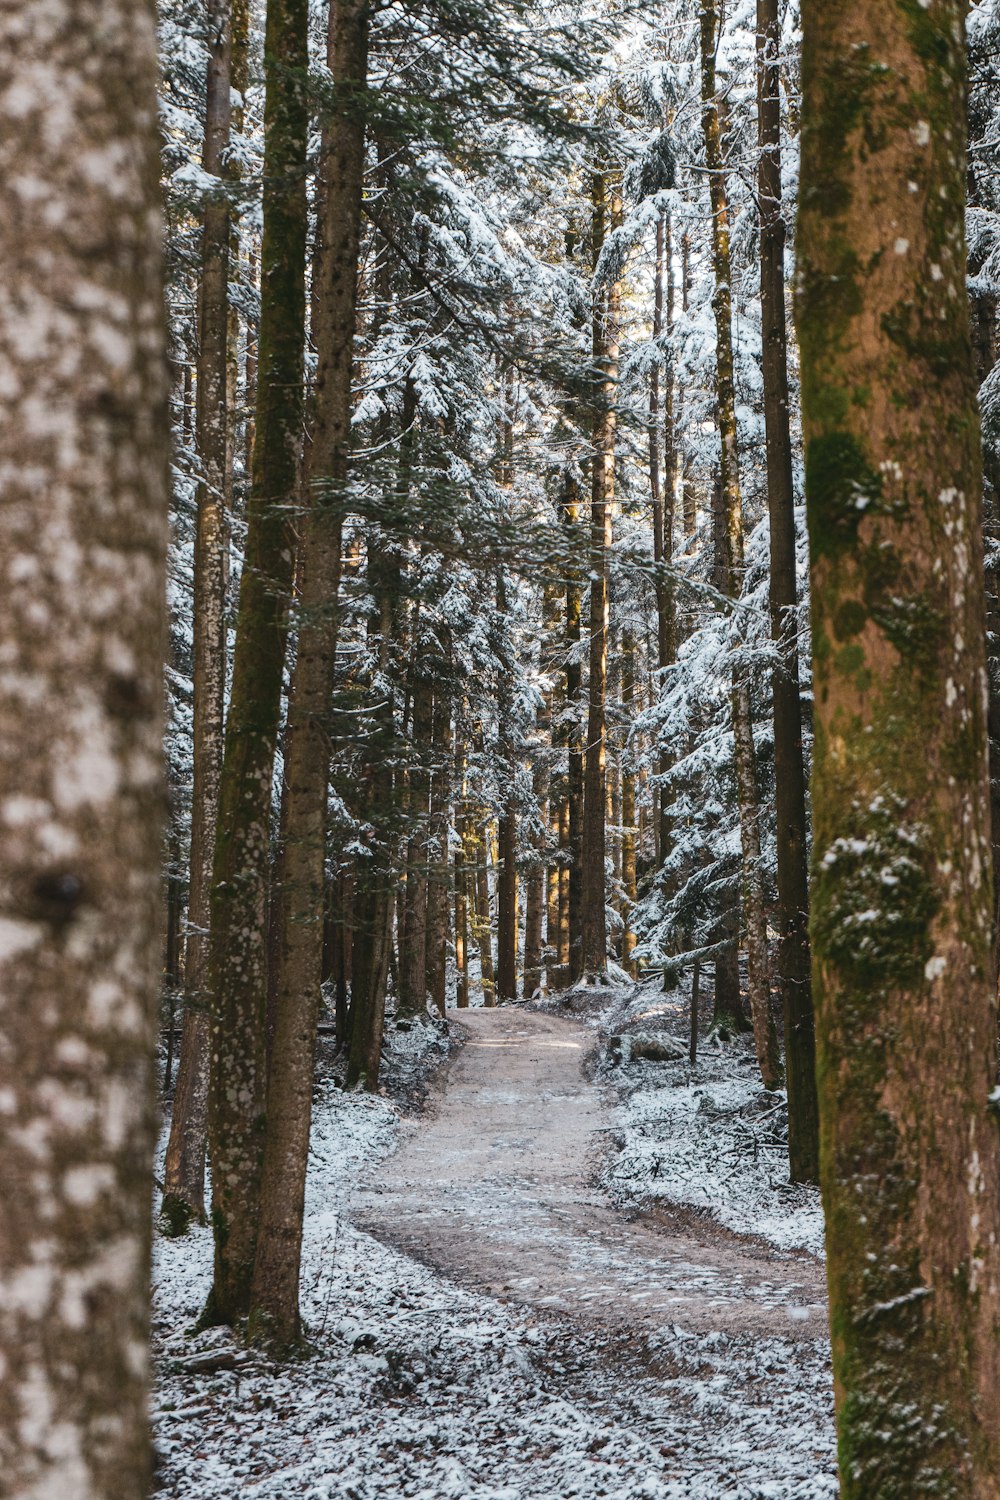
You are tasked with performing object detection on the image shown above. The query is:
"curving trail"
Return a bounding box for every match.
[352,1006,826,1340]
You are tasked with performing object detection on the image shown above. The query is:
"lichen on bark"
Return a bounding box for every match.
[0,3,168,1493]
[799,1,1000,1494]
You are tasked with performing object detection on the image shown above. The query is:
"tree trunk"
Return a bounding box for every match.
[556,797,570,975]
[580,167,620,980]
[799,1,1000,1490]
[712,937,744,1035]
[455,758,470,1009]
[247,0,368,1350]
[346,537,400,1085]
[563,477,585,982]
[397,666,432,1016]
[425,687,452,1013]
[756,0,819,1184]
[522,721,548,996]
[496,805,519,1001]
[546,800,561,987]
[621,633,638,977]
[162,0,231,1239]
[650,208,678,871]
[473,819,496,1005]
[700,0,782,1091]
[205,0,308,1327]
[0,3,167,1489]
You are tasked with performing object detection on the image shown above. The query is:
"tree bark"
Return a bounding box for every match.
[397,665,432,1015]
[621,632,638,977]
[455,747,470,1009]
[161,0,232,1239]
[205,0,308,1327]
[472,818,496,1005]
[496,805,519,1002]
[757,0,819,1184]
[247,0,368,1349]
[700,0,782,1090]
[559,475,586,985]
[425,687,452,1013]
[650,208,678,871]
[522,722,548,997]
[0,3,167,1491]
[346,535,400,1086]
[580,168,620,980]
[799,1,1000,1490]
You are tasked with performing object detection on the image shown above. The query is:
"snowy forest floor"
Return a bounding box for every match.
[153,985,838,1498]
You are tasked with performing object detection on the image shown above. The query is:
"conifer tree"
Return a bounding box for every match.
[0,2,167,1489]
[799,1,1000,1489]
[205,0,309,1323]
[161,0,233,1237]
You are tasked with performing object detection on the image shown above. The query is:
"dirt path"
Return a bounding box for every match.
[352,1007,827,1339]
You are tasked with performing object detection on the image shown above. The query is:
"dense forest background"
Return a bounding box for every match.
[155,0,1000,1318]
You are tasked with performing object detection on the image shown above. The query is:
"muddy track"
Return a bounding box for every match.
[351,1008,827,1340]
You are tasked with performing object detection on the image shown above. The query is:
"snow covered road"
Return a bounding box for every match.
[353,1007,827,1339]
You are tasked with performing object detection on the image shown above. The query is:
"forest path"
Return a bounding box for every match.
[351,1006,826,1340]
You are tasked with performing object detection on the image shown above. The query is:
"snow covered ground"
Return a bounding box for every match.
[596,982,826,1257]
[152,998,837,1499]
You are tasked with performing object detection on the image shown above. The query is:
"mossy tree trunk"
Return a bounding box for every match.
[757,0,819,1182]
[798,1,1000,1492]
[247,0,368,1349]
[204,0,308,1325]
[700,0,782,1090]
[0,0,167,1487]
[161,0,232,1238]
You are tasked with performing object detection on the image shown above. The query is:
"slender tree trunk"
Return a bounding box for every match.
[346,860,393,1084]
[398,667,432,1015]
[346,538,400,1085]
[621,632,638,977]
[496,805,519,1002]
[0,3,167,1489]
[455,748,470,1009]
[580,169,620,979]
[799,2,1000,1490]
[757,0,819,1183]
[712,936,744,1033]
[689,960,700,1066]
[546,802,561,986]
[557,797,571,974]
[700,0,781,1090]
[248,0,369,1349]
[161,0,232,1238]
[205,0,308,1327]
[523,724,548,996]
[473,819,496,1005]
[650,208,678,871]
[425,687,452,1013]
[563,477,585,982]
[495,565,519,1003]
